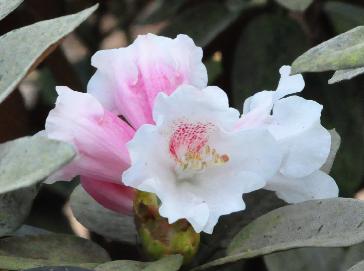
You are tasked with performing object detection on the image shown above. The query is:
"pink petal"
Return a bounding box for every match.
[45,87,135,183]
[81,176,135,215]
[87,33,207,129]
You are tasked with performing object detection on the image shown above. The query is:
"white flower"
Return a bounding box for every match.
[123,85,282,233]
[238,66,339,203]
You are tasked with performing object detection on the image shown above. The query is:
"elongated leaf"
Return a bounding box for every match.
[0,255,97,270]
[0,187,38,237]
[161,0,266,47]
[192,198,364,270]
[0,4,97,103]
[328,67,364,84]
[70,185,137,244]
[0,234,110,264]
[321,129,341,174]
[95,255,183,271]
[347,260,364,271]
[324,2,364,34]
[0,136,75,193]
[264,247,345,271]
[136,0,187,24]
[291,26,364,74]
[0,0,23,20]
[196,191,284,264]
[274,0,312,11]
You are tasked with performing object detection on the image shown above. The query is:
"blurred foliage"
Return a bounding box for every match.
[0,0,364,270]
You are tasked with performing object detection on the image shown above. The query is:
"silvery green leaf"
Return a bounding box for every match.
[0,234,110,269]
[0,187,38,237]
[264,247,345,271]
[0,136,75,193]
[192,198,364,270]
[321,129,341,173]
[274,0,313,11]
[95,255,183,271]
[291,26,364,74]
[0,4,97,103]
[328,67,364,84]
[0,0,23,20]
[346,260,364,271]
[70,185,137,244]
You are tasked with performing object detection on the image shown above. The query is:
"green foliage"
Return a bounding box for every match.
[95,255,183,271]
[0,234,110,269]
[0,136,75,194]
[231,14,308,108]
[193,198,364,270]
[291,26,364,74]
[70,185,137,244]
[0,0,23,20]
[347,260,364,271]
[0,4,97,103]
[161,0,266,47]
[0,187,37,237]
[274,0,313,11]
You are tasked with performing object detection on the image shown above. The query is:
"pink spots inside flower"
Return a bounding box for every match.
[169,121,229,173]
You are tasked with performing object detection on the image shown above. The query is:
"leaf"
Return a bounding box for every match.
[160,0,266,47]
[0,187,38,237]
[321,129,341,174]
[70,185,137,244]
[324,2,364,34]
[23,267,93,271]
[0,0,23,20]
[192,198,364,270]
[0,136,75,193]
[231,14,308,108]
[264,247,345,271]
[95,255,183,271]
[291,26,364,74]
[0,4,98,104]
[136,0,187,24]
[0,255,98,270]
[274,0,313,11]
[0,234,110,265]
[328,67,364,84]
[195,191,285,264]
[347,260,364,271]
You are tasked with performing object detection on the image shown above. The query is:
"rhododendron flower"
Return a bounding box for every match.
[88,33,207,129]
[237,66,339,203]
[42,33,207,214]
[123,85,282,233]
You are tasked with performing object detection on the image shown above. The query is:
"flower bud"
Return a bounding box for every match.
[133,191,200,263]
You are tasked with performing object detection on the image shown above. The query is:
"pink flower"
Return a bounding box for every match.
[42,34,207,214]
[87,33,207,129]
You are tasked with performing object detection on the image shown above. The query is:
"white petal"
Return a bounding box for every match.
[153,85,240,131]
[274,65,305,101]
[266,170,339,203]
[279,122,331,178]
[269,95,323,140]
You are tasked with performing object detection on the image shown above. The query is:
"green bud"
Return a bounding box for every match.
[134,191,200,264]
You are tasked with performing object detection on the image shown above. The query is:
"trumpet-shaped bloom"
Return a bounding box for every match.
[238,66,338,203]
[43,33,207,214]
[123,85,282,233]
[43,87,136,213]
[87,33,207,129]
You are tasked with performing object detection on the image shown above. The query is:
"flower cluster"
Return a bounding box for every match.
[43,34,338,234]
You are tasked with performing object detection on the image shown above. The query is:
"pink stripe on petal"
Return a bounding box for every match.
[45,87,135,183]
[81,177,135,215]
